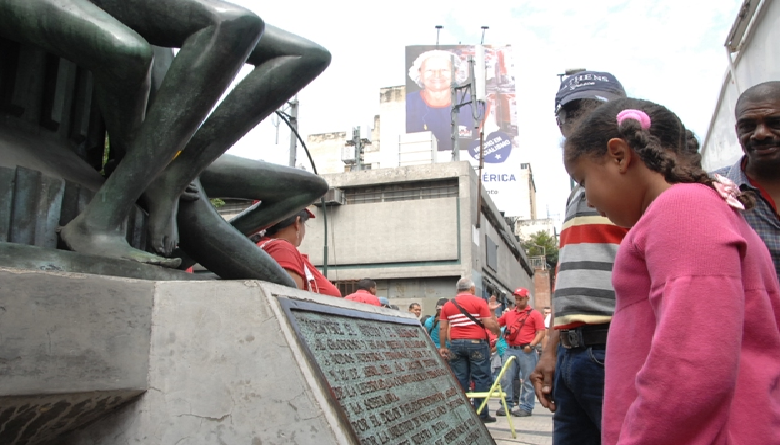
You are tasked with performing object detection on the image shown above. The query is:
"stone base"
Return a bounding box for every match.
[0,268,352,444]
[0,243,212,281]
[1,268,493,445]
[0,391,144,445]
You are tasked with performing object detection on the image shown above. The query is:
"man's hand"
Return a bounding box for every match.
[439,347,451,360]
[531,330,559,412]
[488,295,501,311]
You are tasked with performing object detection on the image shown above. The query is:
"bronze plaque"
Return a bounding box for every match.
[281,298,496,445]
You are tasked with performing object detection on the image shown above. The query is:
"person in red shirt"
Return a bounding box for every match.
[439,278,501,423]
[496,288,545,418]
[344,279,381,306]
[255,209,341,297]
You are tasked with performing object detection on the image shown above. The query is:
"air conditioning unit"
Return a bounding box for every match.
[314,188,345,206]
[342,145,356,164]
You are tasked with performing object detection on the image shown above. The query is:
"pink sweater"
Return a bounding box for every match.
[604,183,780,445]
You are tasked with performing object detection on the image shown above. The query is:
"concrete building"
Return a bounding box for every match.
[306,85,537,220]
[701,0,780,170]
[295,82,540,315]
[298,161,534,315]
[514,218,557,242]
[515,163,537,220]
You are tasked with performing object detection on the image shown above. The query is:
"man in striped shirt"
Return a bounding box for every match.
[439,278,501,423]
[530,71,628,445]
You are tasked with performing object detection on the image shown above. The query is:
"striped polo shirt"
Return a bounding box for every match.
[441,293,491,339]
[553,186,628,329]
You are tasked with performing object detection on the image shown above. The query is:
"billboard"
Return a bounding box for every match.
[405,45,523,216]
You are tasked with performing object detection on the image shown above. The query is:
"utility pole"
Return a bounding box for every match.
[451,53,460,161]
[451,49,484,162]
[344,125,371,171]
[353,127,363,171]
[287,95,298,167]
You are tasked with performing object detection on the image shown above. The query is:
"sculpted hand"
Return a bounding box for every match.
[531,350,556,412]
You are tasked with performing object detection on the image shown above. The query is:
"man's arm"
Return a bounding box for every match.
[531,317,558,411]
[284,269,305,290]
[481,312,500,335]
[530,329,545,349]
[438,318,451,359]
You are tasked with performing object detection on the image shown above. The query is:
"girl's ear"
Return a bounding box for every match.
[607,138,633,173]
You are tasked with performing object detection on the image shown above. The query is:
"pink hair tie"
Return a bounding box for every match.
[616,109,652,130]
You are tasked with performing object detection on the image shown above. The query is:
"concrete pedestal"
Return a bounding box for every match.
[0,268,350,444]
[1,267,494,445]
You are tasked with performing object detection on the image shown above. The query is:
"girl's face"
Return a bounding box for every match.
[564,146,644,228]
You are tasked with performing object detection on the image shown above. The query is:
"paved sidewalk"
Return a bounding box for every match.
[484,399,553,445]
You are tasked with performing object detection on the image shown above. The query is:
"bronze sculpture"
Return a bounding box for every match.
[0,0,331,282]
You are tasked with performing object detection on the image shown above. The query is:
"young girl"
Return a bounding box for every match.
[564,97,780,445]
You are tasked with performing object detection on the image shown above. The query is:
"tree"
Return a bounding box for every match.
[522,230,559,267]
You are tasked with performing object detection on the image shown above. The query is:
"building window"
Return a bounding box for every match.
[486,235,498,271]
[344,179,458,204]
[335,281,359,296]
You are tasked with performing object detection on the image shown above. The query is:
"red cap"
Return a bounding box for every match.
[513,288,530,297]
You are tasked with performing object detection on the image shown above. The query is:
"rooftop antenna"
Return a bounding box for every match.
[435,25,442,47]
[480,26,489,45]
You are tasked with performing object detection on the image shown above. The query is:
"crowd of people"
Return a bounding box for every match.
[248,70,780,444]
[531,74,780,445]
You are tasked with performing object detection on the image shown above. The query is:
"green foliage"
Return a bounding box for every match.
[210,198,225,208]
[522,230,559,266]
[100,134,110,176]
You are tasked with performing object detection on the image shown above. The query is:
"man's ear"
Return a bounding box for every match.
[607,138,633,173]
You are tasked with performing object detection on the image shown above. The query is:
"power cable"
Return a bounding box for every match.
[274,110,332,276]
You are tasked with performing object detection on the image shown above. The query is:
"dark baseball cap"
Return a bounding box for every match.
[554,71,626,114]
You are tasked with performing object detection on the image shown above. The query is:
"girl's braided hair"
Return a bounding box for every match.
[564,97,754,209]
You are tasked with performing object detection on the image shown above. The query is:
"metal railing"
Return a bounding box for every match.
[529,255,547,270]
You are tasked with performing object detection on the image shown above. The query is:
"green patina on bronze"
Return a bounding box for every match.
[0,0,331,285]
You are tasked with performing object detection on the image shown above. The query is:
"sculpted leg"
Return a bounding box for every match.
[198,155,329,235]
[0,0,151,167]
[0,0,182,264]
[60,0,264,265]
[144,24,331,254]
[176,178,298,285]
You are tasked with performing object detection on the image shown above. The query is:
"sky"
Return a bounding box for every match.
[225,0,743,223]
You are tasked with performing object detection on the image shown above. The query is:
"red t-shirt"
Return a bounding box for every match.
[440,293,491,340]
[257,238,342,297]
[344,289,381,306]
[498,306,545,345]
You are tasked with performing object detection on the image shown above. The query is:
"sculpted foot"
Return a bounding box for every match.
[60,214,182,268]
[143,176,197,256]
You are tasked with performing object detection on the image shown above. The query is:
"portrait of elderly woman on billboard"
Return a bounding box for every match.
[406,49,481,152]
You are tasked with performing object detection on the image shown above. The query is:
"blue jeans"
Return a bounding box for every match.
[500,347,538,412]
[553,345,605,445]
[448,339,492,417]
